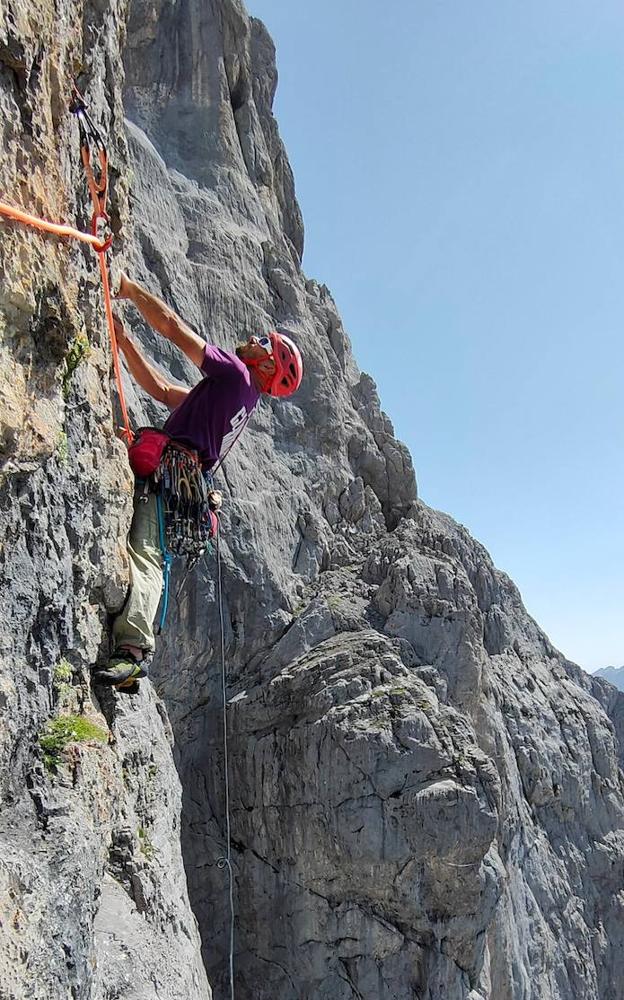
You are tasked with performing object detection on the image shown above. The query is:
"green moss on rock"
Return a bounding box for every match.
[39,714,108,770]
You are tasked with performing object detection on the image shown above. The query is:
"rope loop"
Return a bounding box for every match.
[91,211,113,253]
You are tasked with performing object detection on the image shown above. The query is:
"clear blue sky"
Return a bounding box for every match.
[248,0,624,672]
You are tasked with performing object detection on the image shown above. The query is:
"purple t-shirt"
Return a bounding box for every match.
[163,343,260,469]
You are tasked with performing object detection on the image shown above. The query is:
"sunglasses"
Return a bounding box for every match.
[256,335,273,355]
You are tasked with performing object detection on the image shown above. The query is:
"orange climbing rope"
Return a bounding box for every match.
[0,201,109,251]
[71,89,133,444]
[0,87,133,443]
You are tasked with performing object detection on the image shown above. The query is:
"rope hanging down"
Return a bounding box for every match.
[215,521,236,1000]
[0,87,133,443]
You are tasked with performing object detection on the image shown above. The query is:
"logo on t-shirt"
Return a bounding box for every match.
[219,405,249,458]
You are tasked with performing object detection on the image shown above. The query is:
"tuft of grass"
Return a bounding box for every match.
[62,332,90,400]
[371,685,411,700]
[52,658,73,706]
[326,595,342,611]
[39,714,108,771]
[56,431,68,465]
[53,659,73,685]
[138,826,156,861]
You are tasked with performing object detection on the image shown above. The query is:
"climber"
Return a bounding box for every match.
[93,272,303,689]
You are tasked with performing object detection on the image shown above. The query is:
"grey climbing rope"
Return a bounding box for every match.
[215,520,236,1000]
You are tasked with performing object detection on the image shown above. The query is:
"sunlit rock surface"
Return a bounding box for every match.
[0,2,209,997]
[1,1,623,999]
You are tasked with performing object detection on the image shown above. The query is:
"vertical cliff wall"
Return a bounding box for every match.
[0,3,209,998]
[1,2,624,999]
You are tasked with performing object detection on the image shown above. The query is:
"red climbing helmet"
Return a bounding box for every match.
[245,331,303,396]
[266,330,303,397]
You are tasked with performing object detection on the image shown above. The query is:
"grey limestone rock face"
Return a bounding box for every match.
[1,1,624,999]
[0,2,209,998]
[119,3,624,1000]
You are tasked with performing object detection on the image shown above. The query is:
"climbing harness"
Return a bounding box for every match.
[131,429,219,629]
[0,84,132,443]
[137,404,249,631]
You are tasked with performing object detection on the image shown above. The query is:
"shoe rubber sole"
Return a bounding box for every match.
[115,678,140,693]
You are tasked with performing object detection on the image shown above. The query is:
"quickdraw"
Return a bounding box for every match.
[70,85,132,443]
[151,443,218,559]
[0,84,133,443]
[70,87,110,233]
[148,441,220,632]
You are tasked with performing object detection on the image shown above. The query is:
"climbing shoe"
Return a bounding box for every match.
[93,651,147,688]
[115,678,141,694]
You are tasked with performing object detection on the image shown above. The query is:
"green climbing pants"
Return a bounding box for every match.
[112,492,163,655]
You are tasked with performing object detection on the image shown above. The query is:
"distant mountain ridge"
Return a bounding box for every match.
[594,666,624,690]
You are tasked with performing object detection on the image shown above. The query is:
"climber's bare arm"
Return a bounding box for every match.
[114,316,190,410]
[162,384,191,409]
[117,273,206,370]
